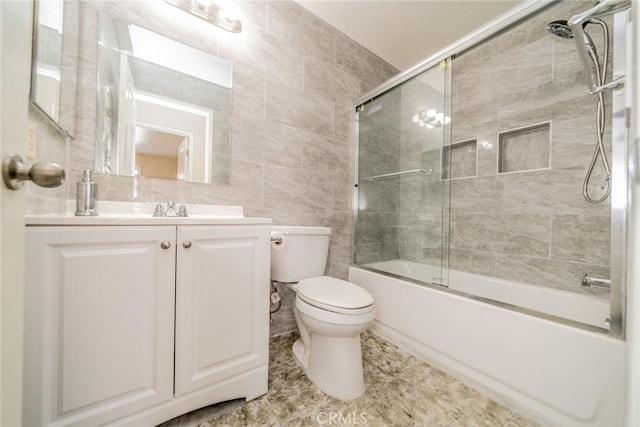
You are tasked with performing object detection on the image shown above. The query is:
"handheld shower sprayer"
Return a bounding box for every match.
[545,17,611,203]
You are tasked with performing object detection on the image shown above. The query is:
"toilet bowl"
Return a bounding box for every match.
[270,226,375,400]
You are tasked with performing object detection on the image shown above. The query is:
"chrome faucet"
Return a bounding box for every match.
[153,203,165,217]
[152,201,188,217]
[581,274,611,288]
[165,201,178,217]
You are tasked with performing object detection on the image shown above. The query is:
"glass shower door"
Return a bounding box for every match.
[354,62,450,287]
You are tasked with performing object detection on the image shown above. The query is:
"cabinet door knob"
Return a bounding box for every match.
[160,241,171,249]
[183,241,192,249]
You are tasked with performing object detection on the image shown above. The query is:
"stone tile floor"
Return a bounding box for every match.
[159,331,539,426]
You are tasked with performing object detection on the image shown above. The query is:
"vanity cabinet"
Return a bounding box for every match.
[25,223,270,427]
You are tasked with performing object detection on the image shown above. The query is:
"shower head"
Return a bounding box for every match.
[545,19,598,61]
[545,20,575,39]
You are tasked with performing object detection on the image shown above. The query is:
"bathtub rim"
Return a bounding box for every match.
[350,263,612,337]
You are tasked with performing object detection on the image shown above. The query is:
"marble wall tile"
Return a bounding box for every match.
[381,61,399,81]
[495,254,610,298]
[551,214,610,265]
[502,168,610,216]
[358,146,400,179]
[265,76,334,137]
[26,112,71,214]
[222,27,304,90]
[263,165,332,213]
[451,54,497,111]
[449,248,496,277]
[335,32,384,88]
[450,104,497,145]
[331,174,353,212]
[231,113,303,168]
[496,79,591,131]
[304,54,360,108]
[231,63,265,118]
[451,214,551,258]
[266,0,335,65]
[334,105,355,143]
[494,37,553,98]
[355,212,398,245]
[302,132,349,177]
[551,114,610,170]
[355,242,385,264]
[450,175,504,215]
[327,244,351,279]
[496,8,549,56]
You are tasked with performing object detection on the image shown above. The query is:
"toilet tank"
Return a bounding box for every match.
[271,226,331,282]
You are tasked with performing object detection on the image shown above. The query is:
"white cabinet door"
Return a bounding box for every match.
[174,225,270,396]
[24,226,176,427]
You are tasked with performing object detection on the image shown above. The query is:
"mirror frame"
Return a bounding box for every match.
[29,0,74,138]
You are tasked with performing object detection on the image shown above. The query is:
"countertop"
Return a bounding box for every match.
[26,201,271,226]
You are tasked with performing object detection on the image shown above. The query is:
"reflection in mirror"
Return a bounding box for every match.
[31,0,64,121]
[95,13,232,184]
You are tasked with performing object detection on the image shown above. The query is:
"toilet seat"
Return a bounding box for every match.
[295,296,375,326]
[297,276,374,315]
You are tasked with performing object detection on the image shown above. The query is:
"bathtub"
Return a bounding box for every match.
[349,261,625,426]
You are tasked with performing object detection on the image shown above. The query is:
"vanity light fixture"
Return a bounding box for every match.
[411,109,450,129]
[164,0,242,33]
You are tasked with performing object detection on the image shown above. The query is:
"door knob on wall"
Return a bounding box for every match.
[2,155,65,190]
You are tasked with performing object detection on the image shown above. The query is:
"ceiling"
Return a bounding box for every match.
[294,0,521,70]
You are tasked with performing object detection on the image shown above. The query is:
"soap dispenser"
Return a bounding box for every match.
[75,169,98,216]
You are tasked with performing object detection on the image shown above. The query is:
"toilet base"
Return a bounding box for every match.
[292,338,309,371]
[291,333,365,401]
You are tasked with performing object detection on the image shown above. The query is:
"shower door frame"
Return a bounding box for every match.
[352,0,629,338]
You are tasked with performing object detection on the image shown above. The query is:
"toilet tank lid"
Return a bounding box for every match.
[297,276,374,310]
[271,226,331,235]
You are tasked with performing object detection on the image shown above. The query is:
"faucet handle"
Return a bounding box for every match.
[153,203,165,217]
[178,204,188,217]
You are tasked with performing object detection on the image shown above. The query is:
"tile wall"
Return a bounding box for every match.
[354,1,612,299]
[448,0,612,297]
[28,0,398,335]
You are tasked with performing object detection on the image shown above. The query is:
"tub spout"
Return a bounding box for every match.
[581,274,611,288]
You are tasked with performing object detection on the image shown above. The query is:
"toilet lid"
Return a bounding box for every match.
[297,276,374,311]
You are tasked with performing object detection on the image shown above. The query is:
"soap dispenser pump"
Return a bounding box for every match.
[74,169,98,216]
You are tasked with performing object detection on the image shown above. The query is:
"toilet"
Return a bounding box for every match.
[270,226,375,400]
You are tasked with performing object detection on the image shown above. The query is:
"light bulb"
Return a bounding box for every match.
[426,109,436,118]
[444,116,451,124]
[219,1,239,22]
[435,112,444,122]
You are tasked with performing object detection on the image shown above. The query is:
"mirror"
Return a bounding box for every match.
[95,13,232,183]
[30,0,78,136]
